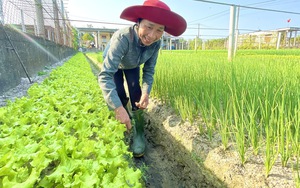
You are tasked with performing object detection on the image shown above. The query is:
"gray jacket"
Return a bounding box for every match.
[98,25,161,110]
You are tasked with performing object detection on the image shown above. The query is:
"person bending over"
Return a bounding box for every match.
[98,0,186,157]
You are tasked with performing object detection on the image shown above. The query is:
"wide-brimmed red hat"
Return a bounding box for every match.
[120,0,187,36]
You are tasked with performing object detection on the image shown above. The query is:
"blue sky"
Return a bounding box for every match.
[66,0,300,40]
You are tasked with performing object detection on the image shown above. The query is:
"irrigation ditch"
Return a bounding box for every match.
[135,102,225,188]
[0,53,296,188]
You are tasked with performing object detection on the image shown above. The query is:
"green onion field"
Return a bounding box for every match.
[152,49,300,178]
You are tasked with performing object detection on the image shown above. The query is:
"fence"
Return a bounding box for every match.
[0,0,73,47]
[197,28,300,50]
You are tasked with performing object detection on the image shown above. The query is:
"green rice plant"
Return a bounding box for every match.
[291,101,300,157]
[218,101,231,150]
[198,90,218,140]
[293,147,300,188]
[152,49,300,167]
[230,86,247,165]
[174,95,195,123]
[259,86,280,177]
[191,92,206,134]
[274,84,294,167]
[244,94,260,155]
[277,109,292,167]
[207,103,218,140]
[234,119,247,165]
[295,165,300,188]
[200,104,214,140]
[264,114,279,178]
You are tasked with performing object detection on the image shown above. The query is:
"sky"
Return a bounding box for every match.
[66,0,300,40]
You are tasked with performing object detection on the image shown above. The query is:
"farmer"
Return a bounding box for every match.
[98,0,186,157]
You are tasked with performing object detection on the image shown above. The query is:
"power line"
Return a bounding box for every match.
[187,26,256,32]
[188,10,228,24]
[194,0,300,15]
[46,17,257,33]
[249,0,299,8]
[44,18,131,26]
[188,0,298,27]
[247,0,278,7]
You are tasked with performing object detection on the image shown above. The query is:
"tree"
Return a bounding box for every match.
[206,38,227,50]
[188,38,202,50]
[82,33,94,41]
[81,33,94,48]
[71,27,79,50]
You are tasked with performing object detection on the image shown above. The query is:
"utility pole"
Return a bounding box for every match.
[53,0,61,44]
[198,23,200,47]
[234,6,240,56]
[194,24,200,51]
[194,36,197,50]
[61,0,67,45]
[276,32,282,50]
[228,5,237,61]
[21,10,26,32]
[35,0,45,38]
[0,0,4,23]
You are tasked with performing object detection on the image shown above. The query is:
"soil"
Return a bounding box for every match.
[1,54,297,188]
[143,99,297,188]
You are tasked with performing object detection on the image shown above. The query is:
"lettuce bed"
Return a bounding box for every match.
[0,53,142,187]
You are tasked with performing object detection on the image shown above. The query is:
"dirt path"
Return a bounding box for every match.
[140,100,226,188]
[133,122,215,188]
[133,119,222,188]
[133,135,182,188]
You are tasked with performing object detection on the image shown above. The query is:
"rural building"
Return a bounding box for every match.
[161,32,185,50]
[237,27,300,49]
[76,27,117,51]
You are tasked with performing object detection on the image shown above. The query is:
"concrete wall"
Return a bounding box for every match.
[0,25,76,95]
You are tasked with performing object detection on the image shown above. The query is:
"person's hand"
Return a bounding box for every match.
[114,106,132,132]
[135,93,149,109]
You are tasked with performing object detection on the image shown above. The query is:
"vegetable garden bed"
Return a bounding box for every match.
[0,53,142,187]
[1,50,299,187]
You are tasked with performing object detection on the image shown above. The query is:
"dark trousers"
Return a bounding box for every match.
[114,67,141,111]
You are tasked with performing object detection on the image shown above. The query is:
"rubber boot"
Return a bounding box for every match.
[131,109,145,157]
